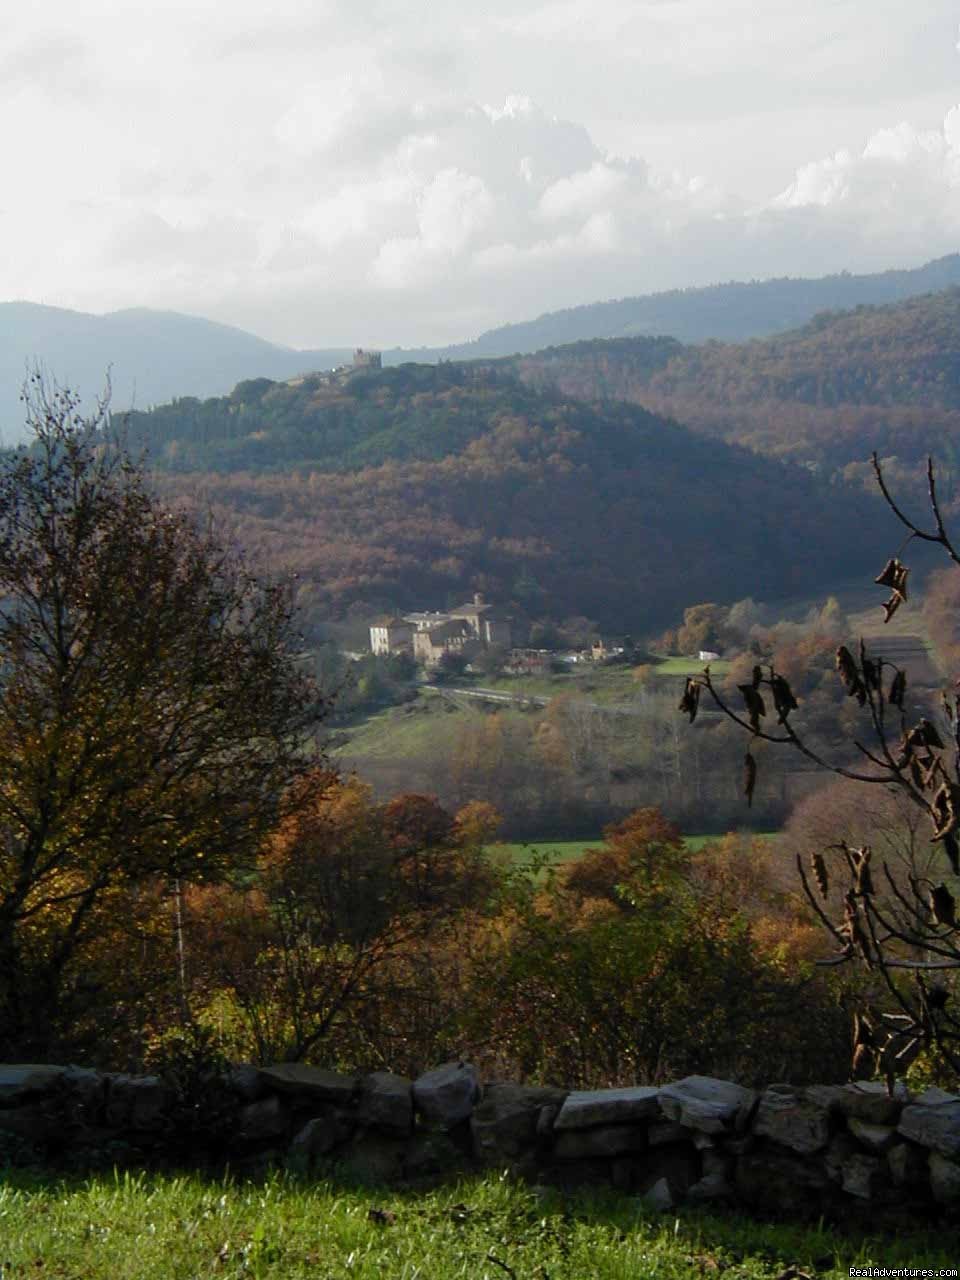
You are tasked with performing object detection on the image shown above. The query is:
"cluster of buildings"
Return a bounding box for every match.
[287,349,383,391]
[325,348,382,384]
[370,594,513,667]
[370,596,632,671]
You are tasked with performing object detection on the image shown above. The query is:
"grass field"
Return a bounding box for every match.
[464,665,647,703]
[650,656,731,678]
[0,1169,951,1280]
[452,660,730,692]
[684,831,778,852]
[329,659,720,767]
[491,838,603,869]
[328,694,473,761]
[493,831,778,870]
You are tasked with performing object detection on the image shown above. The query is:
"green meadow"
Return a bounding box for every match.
[493,831,778,870]
[0,1170,951,1280]
[650,656,732,678]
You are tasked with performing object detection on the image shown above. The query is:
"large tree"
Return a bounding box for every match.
[0,376,326,1053]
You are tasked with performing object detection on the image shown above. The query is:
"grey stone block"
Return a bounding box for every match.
[753,1085,833,1155]
[835,1081,908,1126]
[899,1098,960,1159]
[929,1152,960,1205]
[0,1065,66,1106]
[658,1076,755,1135]
[413,1062,479,1130]
[258,1064,358,1106]
[471,1083,566,1162]
[639,1176,673,1212]
[554,1086,660,1131]
[237,1095,287,1143]
[848,1118,898,1153]
[359,1071,413,1136]
[553,1123,646,1161]
[104,1075,168,1132]
[887,1140,928,1188]
[841,1152,884,1200]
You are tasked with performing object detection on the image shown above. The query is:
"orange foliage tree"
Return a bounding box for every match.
[197,773,501,1065]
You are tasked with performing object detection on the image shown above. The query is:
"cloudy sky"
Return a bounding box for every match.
[3,0,960,348]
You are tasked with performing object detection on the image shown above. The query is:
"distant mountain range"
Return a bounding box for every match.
[4,253,960,441]
[0,303,351,443]
[391,253,960,360]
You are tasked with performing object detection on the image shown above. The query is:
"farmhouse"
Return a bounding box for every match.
[591,637,626,662]
[413,618,473,666]
[369,617,414,656]
[370,593,513,667]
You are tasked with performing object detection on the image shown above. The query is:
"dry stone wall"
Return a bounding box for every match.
[0,1062,957,1224]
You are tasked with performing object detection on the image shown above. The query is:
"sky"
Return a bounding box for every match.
[3,0,960,349]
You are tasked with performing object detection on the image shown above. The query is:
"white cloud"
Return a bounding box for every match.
[770,110,960,257]
[2,2,960,347]
[539,163,632,221]
[370,168,493,287]
[419,169,494,252]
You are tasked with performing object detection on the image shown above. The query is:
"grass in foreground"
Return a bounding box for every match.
[0,1170,952,1280]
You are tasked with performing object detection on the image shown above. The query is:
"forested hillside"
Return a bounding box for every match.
[512,288,960,480]
[121,362,895,632]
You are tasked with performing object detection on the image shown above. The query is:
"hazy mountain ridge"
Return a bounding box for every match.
[4,253,960,442]
[0,302,351,442]
[386,254,960,361]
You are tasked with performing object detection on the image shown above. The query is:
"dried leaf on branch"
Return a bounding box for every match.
[851,846,874,897]
[770,673,798,723]
[924,983,950,1011]
[897,719,945,772]
[859,640,880,693]
[851,1010,876,1077]
[738,684,766,733]
[810,851,829,898]
[930,780,960,841]
[930,883,957,929]
[743,751,757,807]
[843,890,873,967]
[678,678,701,724]
[943,831,960,876]
[888,668,906,709]
[875,557,910,623]
[835,646,866,705]
[875,557,910,598]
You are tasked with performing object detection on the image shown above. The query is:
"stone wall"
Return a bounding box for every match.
[1,1062,958,1223]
